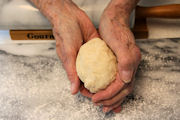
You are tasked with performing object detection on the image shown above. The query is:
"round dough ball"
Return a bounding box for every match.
[76,38,117,93]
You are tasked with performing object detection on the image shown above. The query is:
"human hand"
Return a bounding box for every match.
[92,1,141,113]
[33,0,99,95]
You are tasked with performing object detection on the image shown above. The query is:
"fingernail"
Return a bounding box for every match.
[103,107,110,113]
[121,70,132,83]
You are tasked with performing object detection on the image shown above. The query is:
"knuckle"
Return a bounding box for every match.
[119,56,133,67]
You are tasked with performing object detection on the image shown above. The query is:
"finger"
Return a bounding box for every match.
[53,28,82,95]
[113,106,122,113]
[97,83,133,106]
[103,99,124,113]
[53,31,64,60]
[77,10,99,41]
[80,84,93,98]
[62,53,80,95]
[118,56,134,83]
[117,49,135,83]
[92,73,125,103]
[120,69,134,83]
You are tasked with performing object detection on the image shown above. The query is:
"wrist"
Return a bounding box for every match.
[30,0,73,22]
[32,0,72,10]
[102,8,129,27]
[103,0,138,26]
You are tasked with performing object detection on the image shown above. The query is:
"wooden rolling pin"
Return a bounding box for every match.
[136,4,180,18]
[10,4,180,40]
[133,4,180,38]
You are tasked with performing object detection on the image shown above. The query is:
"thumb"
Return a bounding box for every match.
[117,53,134,83]
[63,55,80,95]
[120,69,134,83]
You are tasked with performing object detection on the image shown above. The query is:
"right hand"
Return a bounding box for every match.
[92,4,141,113]
[42,0,99,95]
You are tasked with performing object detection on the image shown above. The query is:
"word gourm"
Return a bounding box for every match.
[27,33,54,39]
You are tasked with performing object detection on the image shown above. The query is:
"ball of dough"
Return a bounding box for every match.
[76,38,117,93]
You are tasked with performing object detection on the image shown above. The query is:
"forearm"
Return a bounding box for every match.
[104,0,140,25]
[30,0,54,11]
[29,0,72,22]
[108,0,139,14]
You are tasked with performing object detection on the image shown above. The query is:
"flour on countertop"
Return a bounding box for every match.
[0,39,180,120]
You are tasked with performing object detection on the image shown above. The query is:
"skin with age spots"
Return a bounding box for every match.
[30,0,99,95]
[30,0,141,113]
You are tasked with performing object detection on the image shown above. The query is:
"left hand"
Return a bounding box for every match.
[91,7,141,113]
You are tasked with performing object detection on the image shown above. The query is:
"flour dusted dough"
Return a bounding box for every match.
[76,38,117,93]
